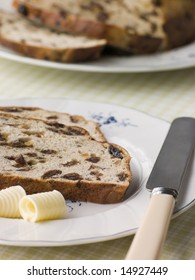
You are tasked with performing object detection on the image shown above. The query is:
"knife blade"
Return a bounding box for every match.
[125,117,195,260]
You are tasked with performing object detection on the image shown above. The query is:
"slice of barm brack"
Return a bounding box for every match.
[0,113,131,204]
[0,10,106,62]
[12,0,195,54]
[0,106,106,142]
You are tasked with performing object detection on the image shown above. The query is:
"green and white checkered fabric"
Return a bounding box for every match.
[0,57,194,260]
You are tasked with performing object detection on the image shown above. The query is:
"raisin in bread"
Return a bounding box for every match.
[13,0,195,54]
[0,113,131,204]
[0,10,106,62]
[0,106,106,142]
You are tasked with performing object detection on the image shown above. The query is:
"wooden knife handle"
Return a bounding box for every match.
[125,193,175,260]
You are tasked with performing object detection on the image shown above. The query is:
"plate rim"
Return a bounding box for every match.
[0,44,195,73]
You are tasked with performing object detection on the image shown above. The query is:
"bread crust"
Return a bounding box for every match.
[0,172,129,204]
[161,0,195,48]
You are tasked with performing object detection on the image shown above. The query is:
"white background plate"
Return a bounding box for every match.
[0,0,195,73]
[0,98,194,246]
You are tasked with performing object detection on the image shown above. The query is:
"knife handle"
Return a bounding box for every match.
[125,193,175,260]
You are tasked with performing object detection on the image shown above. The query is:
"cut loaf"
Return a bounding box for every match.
[13,0,195,54]
[0,106,106,142]
[0,113,131,204]
[0,10,106,62]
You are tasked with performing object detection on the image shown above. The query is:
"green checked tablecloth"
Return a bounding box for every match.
[0,57,194,260]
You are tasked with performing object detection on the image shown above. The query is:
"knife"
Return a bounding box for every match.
[125,117,195,260]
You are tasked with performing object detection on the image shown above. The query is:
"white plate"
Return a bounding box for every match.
[0,98,194,247]
[0,0,195,73]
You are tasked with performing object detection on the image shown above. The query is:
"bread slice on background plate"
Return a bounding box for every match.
[0,113,132,204]
[0,106,106,142]
[13,0,195,54]
[0,10,106,62]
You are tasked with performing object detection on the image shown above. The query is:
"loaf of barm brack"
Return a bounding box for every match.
[13,0,195,54]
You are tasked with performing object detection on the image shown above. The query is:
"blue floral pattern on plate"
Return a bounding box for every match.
[90,112,138,127]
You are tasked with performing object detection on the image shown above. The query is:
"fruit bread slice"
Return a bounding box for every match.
[13,0,195,54]
[0,113,131,204]
[0,106,106,142]
[0,10,106,62]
